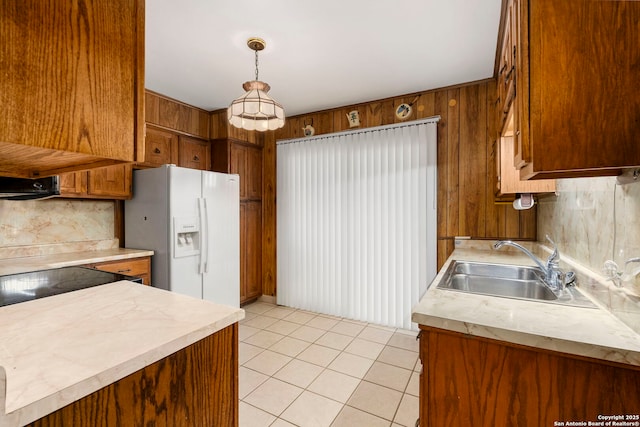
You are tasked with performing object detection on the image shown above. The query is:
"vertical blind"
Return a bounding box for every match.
[277,118,438,329]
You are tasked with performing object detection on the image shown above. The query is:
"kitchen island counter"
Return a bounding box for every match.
[411,242,640,367]
[0,280,244,426]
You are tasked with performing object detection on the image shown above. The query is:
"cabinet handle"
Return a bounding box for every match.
[193,155,200,162]
[154,148,161,154]
[116,269,132,274]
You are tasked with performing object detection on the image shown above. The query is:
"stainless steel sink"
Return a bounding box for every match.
[451,261,543,281]
[436,261,597,308]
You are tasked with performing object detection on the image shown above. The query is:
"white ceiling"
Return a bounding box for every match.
[145,0,502,117]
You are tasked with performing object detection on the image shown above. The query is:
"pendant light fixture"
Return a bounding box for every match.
[227,37,285,132]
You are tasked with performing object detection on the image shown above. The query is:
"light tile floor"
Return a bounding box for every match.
[239,301,421,427]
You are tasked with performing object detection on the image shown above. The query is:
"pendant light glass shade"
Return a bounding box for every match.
[227,80,285,131]
[227,38,285,132]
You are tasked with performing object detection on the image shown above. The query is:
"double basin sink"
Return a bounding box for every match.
[436,260,597,308]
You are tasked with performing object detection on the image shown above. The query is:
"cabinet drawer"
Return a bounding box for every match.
[91,258,150,284]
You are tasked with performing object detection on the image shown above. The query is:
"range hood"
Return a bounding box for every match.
[0,176,60,200]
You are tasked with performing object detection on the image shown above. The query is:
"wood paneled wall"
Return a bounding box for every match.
[263,79,536,296]
[145,91,210,139]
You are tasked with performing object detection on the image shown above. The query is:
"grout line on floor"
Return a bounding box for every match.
[239,301,419,427]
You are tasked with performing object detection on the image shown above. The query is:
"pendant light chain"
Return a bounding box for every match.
[254,49,259,81]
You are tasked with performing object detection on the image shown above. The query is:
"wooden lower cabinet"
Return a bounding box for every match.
[418,325,640,427]
[59,164,133,200]
[240,201,262,303]
[27,323,239,427]
[85,256,151,285]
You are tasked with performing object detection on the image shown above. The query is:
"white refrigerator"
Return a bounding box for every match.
[124,165,240,307]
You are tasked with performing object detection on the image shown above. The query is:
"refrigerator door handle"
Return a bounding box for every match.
[203,197,209,273]
[198,198,208,274]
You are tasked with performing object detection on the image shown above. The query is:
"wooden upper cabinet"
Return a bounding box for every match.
[497,0,516,130]
[59,172,86,197]
[59,164,133,200]
[209,110,262,146]
[87,164,133,199]
[496,110,555,196]
[178,136,211,171]
[139,126,179,168]
[227,144,262,200]
[0,0,145,178]
[229,144,249,199]
[507,0,640,179]
[140,124,211,172]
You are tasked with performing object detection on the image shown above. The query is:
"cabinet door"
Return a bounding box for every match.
[497,0,515,130]
[59,172,86,197]
[87,164,132,199]
[420,326,640,426]
[499,133,555,195]
[247,148,263,200]
[230,144,248,199]
[229,144,262,200]
[521,0,640,178]
[240,201,262,303]
[140,127,178,168]
[0,0,144,178]
[419,331,427,427]
[178,136,211,171]
[512,0,529,170]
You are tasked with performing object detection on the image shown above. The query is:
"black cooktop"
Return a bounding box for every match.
[0,267,142,307]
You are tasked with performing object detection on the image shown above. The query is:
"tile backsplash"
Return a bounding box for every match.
[0,199,115,258]
[537,176,640,274]
[538,175,640,333]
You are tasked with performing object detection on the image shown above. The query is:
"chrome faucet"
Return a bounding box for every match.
[493,235,575,294]
[604,257,640,287]
[624,257,640,283]
[625,257,640,271]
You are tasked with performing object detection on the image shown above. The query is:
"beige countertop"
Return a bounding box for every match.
[0,247,154,276]
[0,281,244,427]
[411,241,640,367]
